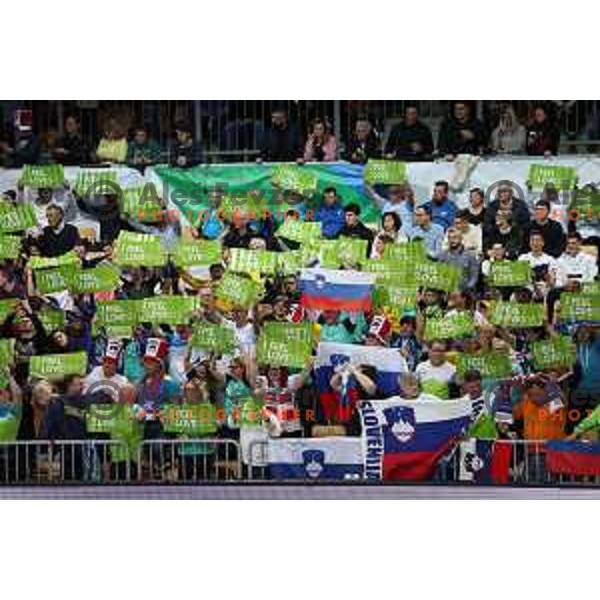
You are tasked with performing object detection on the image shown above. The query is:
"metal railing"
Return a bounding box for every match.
[0,440,130,485]
[135,439,241,483]
[2,437,600,486]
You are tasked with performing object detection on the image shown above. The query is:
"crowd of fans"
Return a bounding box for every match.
[0,101,572,171]
[0,102,600,484]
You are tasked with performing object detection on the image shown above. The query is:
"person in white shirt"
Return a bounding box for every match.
[443,209,482,256]
[415,340,456,399]
[555,231,598,288]
[398,372,443,402]
[518,230,558,291]
[84,341,129,401]
[18,182,78,234]
[481,242,506,279]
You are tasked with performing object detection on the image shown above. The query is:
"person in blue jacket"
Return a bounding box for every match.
[315,187,345,239]
[423,180,456,231]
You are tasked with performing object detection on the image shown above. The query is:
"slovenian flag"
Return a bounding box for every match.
[299,268,375,312]
[361,397,472,481]
[268,437,364,480]
[458,439,513,484]
[546,440,600,476]
[315,342,408,422]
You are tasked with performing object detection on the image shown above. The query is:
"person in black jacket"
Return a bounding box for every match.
[384,104,434,161]
[483,213,523,260]
[437,101,488,157]
[32,204,82,257]
[345,118,380,164]
[222,212,258,249]
[258,107,303,162]
[53,115,88,165]
[484,184,531,232]
[170,120,202,168]
[521,199,565,258]
[336,203,375,255]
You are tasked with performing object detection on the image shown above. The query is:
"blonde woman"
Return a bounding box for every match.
[96,117,128,163]
[491,105,526,155]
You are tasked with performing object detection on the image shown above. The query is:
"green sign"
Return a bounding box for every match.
[171,240,221,268]
[0,299,18,323]
[424,312,475,341]
[559,293,600,322]
[29,250,80,270]
[257,322,313,368]
[532,336,576,370]
[271,165,318,193]
[114,231,166,267]
[276,250,306,275]
[30,352,87,379]
[456,353,513,378]
[415,260,461,292]
[373,284,418,314]
[488,301,545,328]
[0,339,15,368]
[570,187,600,214]
[38,308,65,332]
[141,296,199,325]
[215,273,262,308]
[364,160,407,185]
[277,219,322,244]
[73,169,119,196]
[35,266,74,294]
[21,164,65,188]
[320,238,368,268]
[528,164,577,192]
[123,186,163,222]
[161,403,218,436]
[0,235,22,260]
[69,264,120,294]
[228,248,279,275]
[191,322,236,354]
[489,260,531,287]
[0,203,37,232]
[383,240,426,262]
[94,300,141,329]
